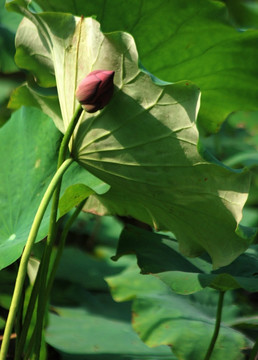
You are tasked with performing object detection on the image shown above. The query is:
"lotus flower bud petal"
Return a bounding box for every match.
[76,70,115,113]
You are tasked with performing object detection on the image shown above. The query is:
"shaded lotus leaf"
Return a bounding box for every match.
[132,292,252,360]
[112,225,258,294]
[46,291,173,359]
[107,267,253,360]
[54,247,125,292]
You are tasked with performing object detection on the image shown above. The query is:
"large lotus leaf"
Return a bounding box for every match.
[52,247,176,359]
[8,0,258,133]
[132,292,251,360]
[112,225,258,294]
[107,269,252,360]
[5,7,254,268]
[46,291,173,359]
[0,106,109,270]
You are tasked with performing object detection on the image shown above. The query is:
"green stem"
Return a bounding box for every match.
[58,105,83,166]
[14,283,25,356]
[14,105,83,360]
[249,337,258,360]
[14,267,40,360]
[0,158,73,360]
[30,201,86,360]
[31,190,61,359]
[204,291,225,360]
[26,200,87,358]
[32,201,85,360]
[46,199,87,300]
[32,106,83,359]
[17,196,83,360]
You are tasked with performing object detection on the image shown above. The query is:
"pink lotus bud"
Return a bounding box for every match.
[76,70,115,113]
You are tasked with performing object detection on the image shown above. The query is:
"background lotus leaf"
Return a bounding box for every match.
[107,268,253,360]
[112,225,258,294]
[8,0,258,132]
[0,106,109,270]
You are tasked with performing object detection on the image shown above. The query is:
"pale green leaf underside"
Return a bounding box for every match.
[9,6,253,267]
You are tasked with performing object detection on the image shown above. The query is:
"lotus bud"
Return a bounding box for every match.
[76,70,115,113]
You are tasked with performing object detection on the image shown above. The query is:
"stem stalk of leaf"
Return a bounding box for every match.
[14,268,40,359]
[25,200,87,360]
[204,291,225,360]
[32,105,83,360]
[14,105,83,360]
[14,285,25,356]
[23,201,86,360]
[0,158,73,360]
[46,199,87,300]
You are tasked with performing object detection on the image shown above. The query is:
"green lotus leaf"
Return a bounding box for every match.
[6,6,254,268]
[132,292,252,360]
[112,225,258,294]
[107,268,253,360]
[46,291,173,359]
[0,106,109,270]
[8,0,258,132]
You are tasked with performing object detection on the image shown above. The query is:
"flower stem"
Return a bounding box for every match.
[0,158,73,360]
[58,105,83,166]
[15,105,84,360]
[204,291,225,360]
[24,201,86,360]
[31,105,83,360]
[46,199,87,299]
